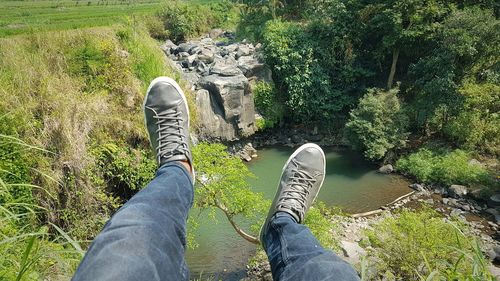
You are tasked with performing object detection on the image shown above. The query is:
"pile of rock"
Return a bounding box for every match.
[160,32,272,142]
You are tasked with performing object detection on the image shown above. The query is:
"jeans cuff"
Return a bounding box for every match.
[158,161,194,187]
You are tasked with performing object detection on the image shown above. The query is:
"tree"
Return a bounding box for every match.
[356,0,453,88]
[192,143,268,244]
[345,88,409,161]
[406,7,499,133]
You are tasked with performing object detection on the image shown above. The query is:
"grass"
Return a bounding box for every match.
[0,0,162,37]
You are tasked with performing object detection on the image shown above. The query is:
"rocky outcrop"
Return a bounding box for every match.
[161,33,272,141]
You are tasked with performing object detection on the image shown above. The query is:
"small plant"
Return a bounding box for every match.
[253,81,283,129]
[365,208,494,280]
[396,148,490,187]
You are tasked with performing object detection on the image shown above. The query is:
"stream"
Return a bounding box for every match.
[186,146,412,280]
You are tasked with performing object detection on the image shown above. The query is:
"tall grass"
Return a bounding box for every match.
[0,135,82,280]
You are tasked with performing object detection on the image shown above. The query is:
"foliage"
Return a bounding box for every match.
[396,148,490,187]
[253,81,283,129]
[304,202,340,251]
[262,19,361,125]
[0,135,81,280]
[406,7,499,132]
[444,82,500,156]
[91,143,156,200]
[156,0,239,42]
[0,23,190,242]
[366,208,494,280]
[192,143,268,242]
[345,88,409,161]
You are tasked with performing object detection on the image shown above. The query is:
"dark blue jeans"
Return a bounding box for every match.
[73,162,360,281]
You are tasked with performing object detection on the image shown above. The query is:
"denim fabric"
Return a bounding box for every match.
[263,212,361,281]
[72,162,193,281]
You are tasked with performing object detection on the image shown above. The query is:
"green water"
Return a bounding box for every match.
[186,146,411,280]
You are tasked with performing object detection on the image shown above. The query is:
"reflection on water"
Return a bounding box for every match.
[187,146,411,280]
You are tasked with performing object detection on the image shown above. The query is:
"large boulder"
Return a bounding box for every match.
[198,74,256,140]
[237,56,273,82]
[195,89,238,140]
[210,57,243,77]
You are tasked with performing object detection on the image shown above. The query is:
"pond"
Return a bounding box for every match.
[186,146,411,280]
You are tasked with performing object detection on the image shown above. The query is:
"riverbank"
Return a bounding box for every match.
[243,183,500,280]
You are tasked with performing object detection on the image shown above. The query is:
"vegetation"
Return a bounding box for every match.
[0,0,498,279]
[0,0,162,37]
[396,148,490,187]
[366,208,494,280]
[154,0,239,42]
[345,88,409,161]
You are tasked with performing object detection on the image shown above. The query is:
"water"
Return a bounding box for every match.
[186,146,411,280]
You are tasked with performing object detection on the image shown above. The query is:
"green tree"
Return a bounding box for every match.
[192,143,268,244]
[407,7,499,133]
[356,0,453,89]
[345,88,409,161]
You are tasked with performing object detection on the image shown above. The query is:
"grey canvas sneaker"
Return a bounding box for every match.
[143,77,193,177]
[260,143,326,244]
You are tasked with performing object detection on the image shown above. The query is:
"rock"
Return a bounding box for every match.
[488,194,500,207]
[423,199,434,205]
[160,39,177,55]
[340,241,366,264]
[409,183,425,192]
[209,28,224,39]
[198,74,256,140]
[237,56,273,82]
[488,265,500,279]
[236,45,251,59]
[180,72,199,89]
[378,164,394,174]
[176,42,197,54]
[210,57,243,76]
[448,184,468,198]
[461,204,471,212]
[450,208,462,217]
[197,48,215,64]
[468,159,483,167]
[442,198,450,205]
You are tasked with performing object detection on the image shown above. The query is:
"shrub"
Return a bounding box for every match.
[396,148,490,186]
[345,88,409,161]
[261,19,366,126]
[253,81,283,129]
[157,0,238,42]
[91,143,156,200]
[366,208,494,280]
[444,82,500,156]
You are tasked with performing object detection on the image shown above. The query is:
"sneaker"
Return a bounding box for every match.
[143,77,193,176]
[260,143,326,244]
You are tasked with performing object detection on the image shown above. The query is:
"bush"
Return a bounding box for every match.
[366,208,494,280]
[345,88,409,161]
[157,0,238,42]
[92,143,156,200]
[444,82,500,156]
[396,148,490,186]
[253,81,283,129]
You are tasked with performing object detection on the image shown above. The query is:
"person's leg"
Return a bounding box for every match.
[73,162,193,281]
[260,143,360,281]
[263,213,360,281]
[73,77,194,281]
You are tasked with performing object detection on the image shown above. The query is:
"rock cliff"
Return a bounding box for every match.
[161,32,272,141]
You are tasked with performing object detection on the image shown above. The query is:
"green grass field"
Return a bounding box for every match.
[0,0,163,37]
